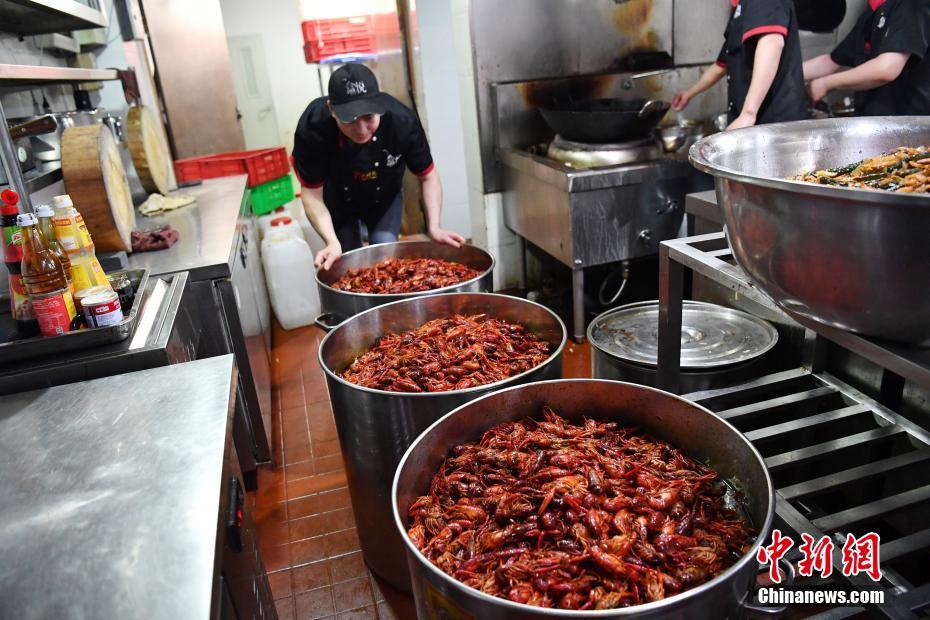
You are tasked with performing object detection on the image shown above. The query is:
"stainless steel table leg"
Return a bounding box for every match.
[516,236,527,290]
[572,266,584,343]
[658,242,683,393]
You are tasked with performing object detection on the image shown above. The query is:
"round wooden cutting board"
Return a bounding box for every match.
[126,105,172,195]
[62,124,136,253]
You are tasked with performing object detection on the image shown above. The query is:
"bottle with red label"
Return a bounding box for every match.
[1,189,38,335]
[17,212,76,337]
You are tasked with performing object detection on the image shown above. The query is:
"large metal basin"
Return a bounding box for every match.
[690,116,930,345]
[318,293,566,590]
[393,379,775,618]
[315,240,494,323]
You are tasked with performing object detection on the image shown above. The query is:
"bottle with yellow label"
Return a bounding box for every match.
[51,194,110,291]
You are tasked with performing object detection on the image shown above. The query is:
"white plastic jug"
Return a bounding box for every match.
[286,201,326,254]
[261,227,320,330]
[257,207,290,241]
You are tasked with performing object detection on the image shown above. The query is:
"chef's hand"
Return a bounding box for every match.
[671,91,691,112]
[807,78,830,105]
[315,243,342,271]
[428,226,465,248]
[726,111,757,131]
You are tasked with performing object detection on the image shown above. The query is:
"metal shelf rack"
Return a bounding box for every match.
[0,64,122,212]
[659,232,930,618]
[0,0,108,36]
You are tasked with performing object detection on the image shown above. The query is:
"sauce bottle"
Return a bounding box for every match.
[51,194,110,292]
[36,204,74,295]
[18,212,76,337]
[1,190,38,335]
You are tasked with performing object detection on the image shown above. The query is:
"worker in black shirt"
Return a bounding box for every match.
[672,0,807,129]
[292,63,465,270]
[803,0,930,115]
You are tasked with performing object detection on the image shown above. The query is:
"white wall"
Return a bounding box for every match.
[220,0,324,157]
[415,0,471,238]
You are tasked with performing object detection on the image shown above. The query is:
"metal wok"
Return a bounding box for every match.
[690,116,930,345]
[539,99,670,144]
[393,379,780,619]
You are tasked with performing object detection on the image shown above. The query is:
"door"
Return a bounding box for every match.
[227,35,281,150]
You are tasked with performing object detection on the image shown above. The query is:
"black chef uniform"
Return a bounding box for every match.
[290,93,434,234]
[716,0,808,124]
[830,0,930,116]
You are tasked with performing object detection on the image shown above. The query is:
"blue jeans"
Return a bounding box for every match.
[333,192,403,252]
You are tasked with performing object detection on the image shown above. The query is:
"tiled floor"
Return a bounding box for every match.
[254,320,591,620]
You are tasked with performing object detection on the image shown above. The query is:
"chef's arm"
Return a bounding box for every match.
[671,64,726,111]
[810,52,911,96]
[300,185,342,269]
[804,54,843,81]
[735,34,785,124]
[419,168,465,248]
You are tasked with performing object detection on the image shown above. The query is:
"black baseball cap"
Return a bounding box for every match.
[327,63,387,123]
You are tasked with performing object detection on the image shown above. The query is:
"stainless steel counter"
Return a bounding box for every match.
[0,355,237,620]
[127,174,248,281]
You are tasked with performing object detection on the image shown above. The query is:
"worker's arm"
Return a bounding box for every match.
[803,54,844,81]
[419,168,465,248]
[300,186,341,270]
[807,52,911,102]
[728,34,785,130]
[671,64,727,111]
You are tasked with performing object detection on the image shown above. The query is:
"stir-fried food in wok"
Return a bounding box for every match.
[341,314,550,392]
[792,146,930,193]
[331,257,480,294]
[407,407,755,610]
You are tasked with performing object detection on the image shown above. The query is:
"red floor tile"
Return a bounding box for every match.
[260,319,591,620]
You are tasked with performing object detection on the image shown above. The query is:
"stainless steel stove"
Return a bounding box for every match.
[546,135,663,168]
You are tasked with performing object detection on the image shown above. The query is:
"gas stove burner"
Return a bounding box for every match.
[547,134,663,168]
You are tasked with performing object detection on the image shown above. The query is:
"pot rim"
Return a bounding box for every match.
[391,378,776,617]
[586,300,779,370]
[317,292,568,398]
[689,116,930,207]
[315,240,496,300]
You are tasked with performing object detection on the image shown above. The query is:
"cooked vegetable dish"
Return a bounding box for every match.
[792,146,930,193]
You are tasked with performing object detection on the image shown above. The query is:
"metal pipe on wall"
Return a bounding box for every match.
[0,101,34,213]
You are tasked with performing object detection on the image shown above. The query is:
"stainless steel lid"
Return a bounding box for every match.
[588,300,778,369]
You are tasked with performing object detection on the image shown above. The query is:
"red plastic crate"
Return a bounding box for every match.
[303,35,377,63]
[301,16,373,44]
[174,147,289,188]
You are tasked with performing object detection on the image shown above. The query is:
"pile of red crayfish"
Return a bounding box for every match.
[341,314,550,392]
[407,407,755,609]
[330,257,479,294]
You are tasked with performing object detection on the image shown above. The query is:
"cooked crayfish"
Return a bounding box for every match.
[341,314,550,392]
[407,406,755,610]
[331,257,479,293]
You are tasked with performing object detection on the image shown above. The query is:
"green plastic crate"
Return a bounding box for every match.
[250,174,294,215]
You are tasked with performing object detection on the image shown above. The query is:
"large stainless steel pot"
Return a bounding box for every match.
[315,241,494,327]
[318,293,566,591]
[589,301,778,393]
[690,116,930,345]
[393,379,777,619]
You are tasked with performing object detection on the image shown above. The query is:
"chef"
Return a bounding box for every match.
[672,0,807,129]
[291,63,464,270]
[803,0,930,115]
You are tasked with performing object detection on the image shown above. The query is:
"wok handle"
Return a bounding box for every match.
[739,558,797,616]
[638,100,667,118]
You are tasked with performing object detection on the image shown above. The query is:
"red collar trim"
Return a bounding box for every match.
[870,0,887,10]
[730,0,739,7]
